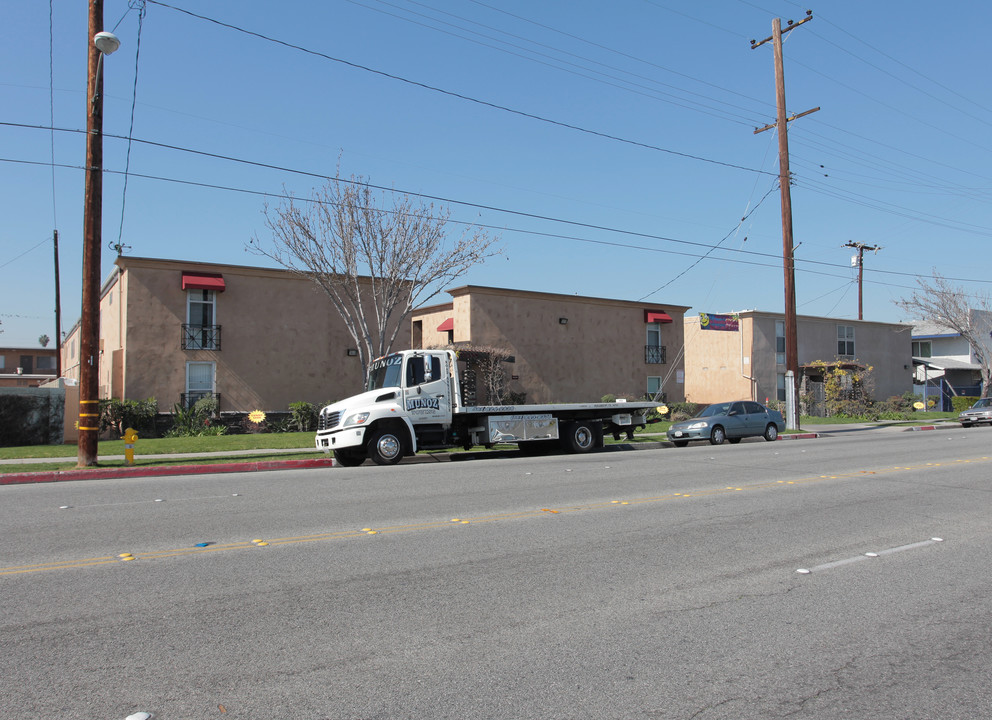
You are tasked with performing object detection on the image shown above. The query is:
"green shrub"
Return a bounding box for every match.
[100,397,158,437]
[667,401,701,419]
[953,396,979,412]
[289,401,319,432]
[165,397,222,437]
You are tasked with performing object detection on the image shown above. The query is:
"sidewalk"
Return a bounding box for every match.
[1,421,950,486]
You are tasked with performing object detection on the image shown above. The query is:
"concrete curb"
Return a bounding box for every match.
[0,457,338,486]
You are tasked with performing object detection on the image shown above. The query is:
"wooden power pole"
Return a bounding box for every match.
[752,11,817,429]
[844,241,882,320]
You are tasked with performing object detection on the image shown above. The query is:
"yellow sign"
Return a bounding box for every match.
[656,405,669,415]
[248,410,266,424]
[913,401,924,410]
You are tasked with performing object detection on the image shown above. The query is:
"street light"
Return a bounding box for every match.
[77,3,120,467]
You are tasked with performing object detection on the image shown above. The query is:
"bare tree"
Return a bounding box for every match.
[896,271,992,397]
[250,173,501,379]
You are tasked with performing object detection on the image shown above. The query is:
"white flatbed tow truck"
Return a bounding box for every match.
[315,349,658,466]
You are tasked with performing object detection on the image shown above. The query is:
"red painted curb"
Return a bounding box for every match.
[0,457,338,486]
[906,425,938,432]
[781,432,820,440]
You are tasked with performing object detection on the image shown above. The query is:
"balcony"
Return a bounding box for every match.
[645,345,666,364]
[182,324,222,351]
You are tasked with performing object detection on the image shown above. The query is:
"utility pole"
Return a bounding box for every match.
[844,241,881,320]
[752,10,816,431]
[54,229,62,378]
[79,1,120,466]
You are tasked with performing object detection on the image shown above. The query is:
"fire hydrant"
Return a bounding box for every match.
[123,427,138,465]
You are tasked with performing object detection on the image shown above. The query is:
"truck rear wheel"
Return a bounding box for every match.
[368,428,404,465]
[562,421,598,454]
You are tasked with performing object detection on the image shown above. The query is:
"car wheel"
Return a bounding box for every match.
[368,428,404,465]
[672,440,689,448]
[333,449,365,467]
[764,424,779,441]
[961,422,972,428]
[709,426,726,445]
[728,437,742,444]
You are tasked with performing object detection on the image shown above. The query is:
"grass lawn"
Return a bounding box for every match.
[0,432,316,461]
[0,451,329,475]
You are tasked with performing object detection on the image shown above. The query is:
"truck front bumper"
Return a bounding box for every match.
[315,427,367,453]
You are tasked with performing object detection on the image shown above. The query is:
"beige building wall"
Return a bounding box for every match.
[682,316,756,403]
[64,257,410,412]
[413,286,688,404]
[684,311,912,405]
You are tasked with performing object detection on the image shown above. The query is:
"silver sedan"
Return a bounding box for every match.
[667,400,785,447]
[959,397,992,427]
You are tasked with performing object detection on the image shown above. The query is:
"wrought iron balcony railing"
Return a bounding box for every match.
[645,345,666,364]
[182,324,222,351]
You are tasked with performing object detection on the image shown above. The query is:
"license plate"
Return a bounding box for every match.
[673,431,683,437]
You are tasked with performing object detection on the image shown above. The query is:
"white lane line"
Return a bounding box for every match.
[797,537,943,575]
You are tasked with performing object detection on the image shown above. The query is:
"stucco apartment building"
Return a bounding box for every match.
[0,347,58,388]
[411,285,689,405]
[61,256,392,413]
[683,311,912,407]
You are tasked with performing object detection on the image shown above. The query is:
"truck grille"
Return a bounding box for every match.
[318,411,341,431]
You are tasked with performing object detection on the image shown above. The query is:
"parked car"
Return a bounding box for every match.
[958,397,992,427]
[667,401,784,447]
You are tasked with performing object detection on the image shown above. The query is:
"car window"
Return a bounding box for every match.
[730,402,747,415]
[744,402,765,414]
[700,403,732,417]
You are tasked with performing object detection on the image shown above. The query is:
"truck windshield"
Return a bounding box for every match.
[366,354,404,391]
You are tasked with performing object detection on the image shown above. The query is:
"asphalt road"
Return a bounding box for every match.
[2,426,991,720]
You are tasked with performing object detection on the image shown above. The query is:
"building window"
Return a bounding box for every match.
[775,320,786,366]
[645,323,666,364]
[837,325,855,357]
[647,376,662,400]
[777,373,786,402]
[912,340,932,358]
[37,356,56,371]
[183,361,217,408]
[184,289,221,350]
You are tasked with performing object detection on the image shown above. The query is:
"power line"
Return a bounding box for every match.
[142,0,772,176]
[348,0,769,127]
[113,0,146,257]
[6,152,989,293]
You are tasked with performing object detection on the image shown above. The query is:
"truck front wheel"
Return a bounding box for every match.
[334,449,365,467]
[562,421,598,454]
[368,428,405,465]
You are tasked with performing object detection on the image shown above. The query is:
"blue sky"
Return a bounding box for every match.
[3,0,992,348]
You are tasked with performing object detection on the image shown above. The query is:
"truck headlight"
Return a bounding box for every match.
[343,412,370,426]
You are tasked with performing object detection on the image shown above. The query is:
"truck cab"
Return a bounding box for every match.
[315,350,459,466]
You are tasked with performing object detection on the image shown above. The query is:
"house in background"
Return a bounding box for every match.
[411,285,689,405]
[911,309,992,408]
[683,311,912,410]
[0,347,59,388]
[62,256,408,413]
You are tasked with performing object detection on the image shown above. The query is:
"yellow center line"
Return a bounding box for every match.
[5,455,988,576]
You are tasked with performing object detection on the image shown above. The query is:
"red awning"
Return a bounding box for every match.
[437,317,454,332]
[182,272,226,292]
[644,310,672,324]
